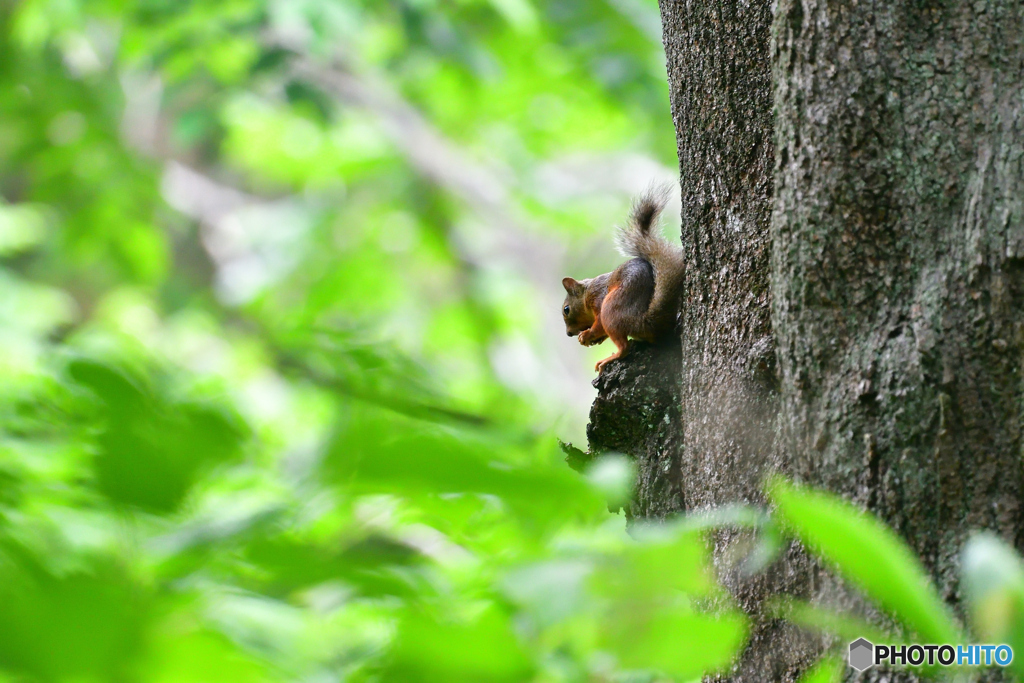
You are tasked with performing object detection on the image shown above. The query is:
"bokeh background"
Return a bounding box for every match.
[0,1,717,681]
[1,0,680,444]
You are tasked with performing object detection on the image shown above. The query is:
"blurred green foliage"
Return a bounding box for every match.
[0,0,728,680]
[2,0,1023,681]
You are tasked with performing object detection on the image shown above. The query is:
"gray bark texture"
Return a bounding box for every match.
[584,0,1024,680]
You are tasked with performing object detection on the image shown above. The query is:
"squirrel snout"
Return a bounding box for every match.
[566,330,574,337]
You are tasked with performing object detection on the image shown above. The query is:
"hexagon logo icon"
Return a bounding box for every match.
[849,638,874,671]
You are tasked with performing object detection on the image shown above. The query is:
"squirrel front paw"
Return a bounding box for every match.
[578,331,603,347]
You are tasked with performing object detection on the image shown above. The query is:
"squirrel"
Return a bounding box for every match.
[561,186,685,373]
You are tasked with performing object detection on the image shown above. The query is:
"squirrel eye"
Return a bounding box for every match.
[563,305,570,316]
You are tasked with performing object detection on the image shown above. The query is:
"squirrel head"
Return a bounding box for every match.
[561,277,594,336]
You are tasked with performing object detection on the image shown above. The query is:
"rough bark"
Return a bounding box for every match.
[587,339,684,517]
[588,0,817,679]
[655,0,819,678]
[588,1,779,512]
[773,0,1024,655]
[655,0,778,513]
[586,0,1024,681]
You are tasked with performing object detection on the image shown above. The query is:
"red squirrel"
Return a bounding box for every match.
[561,186,684,373]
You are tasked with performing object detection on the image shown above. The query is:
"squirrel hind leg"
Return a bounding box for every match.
[594,291,630,372]
[593,279,647,372]
[595,334,628,373]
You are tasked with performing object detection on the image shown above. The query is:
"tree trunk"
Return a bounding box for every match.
[586,0,1024,680]
[773,0,1024,647]
[656,0,777,515]
[590,0,821,678]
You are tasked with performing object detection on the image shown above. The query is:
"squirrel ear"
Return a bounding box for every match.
[562,277,582,294]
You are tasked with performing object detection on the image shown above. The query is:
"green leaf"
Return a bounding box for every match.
[797,656,843,683]
[140,627,270,683]
[603,606,748,680]
[0,203,49,256]
[767,477,961,644]
[383,606,534,682]
[69,358,246,513]
[502,559,593,626]
[244,533,429,599]
[592,524,716,599]
[585,454,635,511]
[590,525,746,680]
[0,542,153,681]
[322,402,600,523]
[961,532,1024,678]
[769,598,892,643]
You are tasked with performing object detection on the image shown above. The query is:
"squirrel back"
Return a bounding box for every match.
[612,185,685,339]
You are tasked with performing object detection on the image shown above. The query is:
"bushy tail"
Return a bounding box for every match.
[614,185,685,336]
